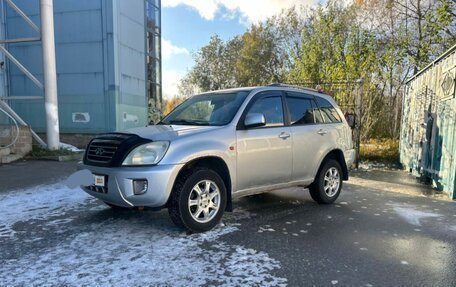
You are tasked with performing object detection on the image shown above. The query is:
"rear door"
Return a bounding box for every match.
[236,91,292,190]
[314,95,349,170]
[285,92,329,182]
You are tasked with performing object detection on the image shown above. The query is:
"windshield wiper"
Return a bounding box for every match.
[167,119,209,126]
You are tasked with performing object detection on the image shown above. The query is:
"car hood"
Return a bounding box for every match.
[125,125,220,141]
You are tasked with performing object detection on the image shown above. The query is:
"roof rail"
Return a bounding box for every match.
[267,83,322,93]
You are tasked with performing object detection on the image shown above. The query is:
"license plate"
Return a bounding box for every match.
[94,174,106,187]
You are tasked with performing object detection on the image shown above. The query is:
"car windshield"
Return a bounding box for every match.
[160,91,250,126]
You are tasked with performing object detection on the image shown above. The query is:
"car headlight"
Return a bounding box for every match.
[122,141,169,166]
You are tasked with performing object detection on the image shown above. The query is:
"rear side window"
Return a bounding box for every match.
[286,97,316,125]
[316,97,342,123]
[312,100,324,124]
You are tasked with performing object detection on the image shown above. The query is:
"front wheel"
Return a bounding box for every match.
[309,159,343,204]
[168,168,227,232]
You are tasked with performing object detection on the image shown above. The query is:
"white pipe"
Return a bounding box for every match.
[40,0,60,150]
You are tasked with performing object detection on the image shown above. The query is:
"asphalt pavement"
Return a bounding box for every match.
[0,161,455,286]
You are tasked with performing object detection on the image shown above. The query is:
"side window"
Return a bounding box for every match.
[286,96,315,125]
[247,96,284,127]
[316,97,342,123]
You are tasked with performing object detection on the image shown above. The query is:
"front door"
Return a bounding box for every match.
[236,92,292,191]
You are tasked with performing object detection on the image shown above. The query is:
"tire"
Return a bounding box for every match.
[168,167,227,232]
[309,159,343,204]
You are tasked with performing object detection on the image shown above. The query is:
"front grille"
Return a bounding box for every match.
[84,133,150,167]
[87,140,119,163]
[85,185,108,193]
[86,134,132,164]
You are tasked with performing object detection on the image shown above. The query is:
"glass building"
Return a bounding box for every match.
[0,0,162,141]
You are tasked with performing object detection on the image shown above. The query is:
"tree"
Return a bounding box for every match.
[235,23,283,86]
[183,35,242,93]
[176,0,455,140]
[162,96,185,117]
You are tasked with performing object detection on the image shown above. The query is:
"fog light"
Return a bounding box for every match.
[133,179,148,195]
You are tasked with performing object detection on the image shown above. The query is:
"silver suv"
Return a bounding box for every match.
[79,85,355,232]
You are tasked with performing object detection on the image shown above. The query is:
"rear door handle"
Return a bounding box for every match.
[279,132,291,139]
[317,129,328,135]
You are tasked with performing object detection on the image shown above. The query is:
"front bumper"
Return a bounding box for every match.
[78,163,183,208]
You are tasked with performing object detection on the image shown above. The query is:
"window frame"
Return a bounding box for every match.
[314,95,343,124]
[236,91,288,130]
[284,92,323,126]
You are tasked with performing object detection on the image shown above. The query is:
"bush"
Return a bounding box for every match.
[28,145,77,157]
[360,138,399,164]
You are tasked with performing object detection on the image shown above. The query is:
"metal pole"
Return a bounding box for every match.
[354,78,363,169]
[40,0,60,149]
[5,0,41,33]
[0,46,44,89]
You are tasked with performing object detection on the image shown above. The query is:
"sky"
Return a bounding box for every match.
[161,0,322,99]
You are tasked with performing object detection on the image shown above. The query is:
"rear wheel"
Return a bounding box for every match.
[168,167,227,232]
[309,159,343,204]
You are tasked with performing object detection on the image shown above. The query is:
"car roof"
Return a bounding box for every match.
[197,87,256,95]
[195,84,333,101]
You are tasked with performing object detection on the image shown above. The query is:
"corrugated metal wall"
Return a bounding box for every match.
[113,0,148,131]
[3,0,148,133]
[400,45,456,200]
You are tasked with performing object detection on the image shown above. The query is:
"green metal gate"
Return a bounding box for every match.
[401,44,456,200]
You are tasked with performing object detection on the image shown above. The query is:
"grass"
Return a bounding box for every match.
[28,145,79,158]
[360,138,400,164]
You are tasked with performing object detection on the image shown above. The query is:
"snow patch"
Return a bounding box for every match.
[1,221,287,286]
[393,206,442,226]
[60,142,83,152]
[0,183,91,238]
[0,183,287,286]
[258,226,275,233]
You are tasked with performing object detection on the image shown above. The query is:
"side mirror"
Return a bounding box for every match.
[244,113,266,128]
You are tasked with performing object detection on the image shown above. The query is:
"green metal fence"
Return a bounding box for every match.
[400,44,456,200]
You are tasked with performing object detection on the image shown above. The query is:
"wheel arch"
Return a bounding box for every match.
[170,156,233,211]
[316,149,349,181]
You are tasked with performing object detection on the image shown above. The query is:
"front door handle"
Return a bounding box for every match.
[279,132,291,139]
[317,129,328,135]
